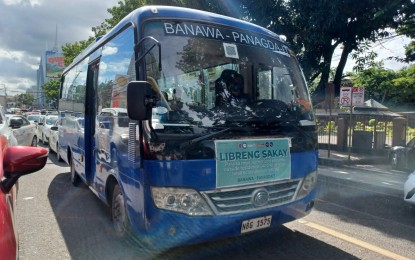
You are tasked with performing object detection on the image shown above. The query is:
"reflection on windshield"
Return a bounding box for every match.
[144,21,314,133]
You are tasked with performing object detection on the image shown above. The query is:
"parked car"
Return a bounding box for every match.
[404,171,415,205]
[26,113,42,125]
[57,116,85,164]
[96,108,129,166]
[389,137,415,171]
[0,111,17,146]
[0,134,48,260]
[6,115,38,146]
[48,120,62,161]
[37,115,58,144]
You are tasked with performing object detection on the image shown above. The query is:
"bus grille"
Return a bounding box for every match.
[202,179,301,215]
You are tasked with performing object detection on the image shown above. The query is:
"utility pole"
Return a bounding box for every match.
[0,83,6,113]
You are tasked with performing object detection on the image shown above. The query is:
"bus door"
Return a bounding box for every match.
[85,61,99,186]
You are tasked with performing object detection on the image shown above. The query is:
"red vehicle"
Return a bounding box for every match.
[0,135,48,260]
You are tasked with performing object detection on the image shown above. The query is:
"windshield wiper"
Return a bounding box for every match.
[179,127,231,150]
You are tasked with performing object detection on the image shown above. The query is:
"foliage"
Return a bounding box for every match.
[61,38,95,67]
[16,93,35,107]
[59,0,415,108]
[239,0,412,104]
[396,2,415,62]
[351,66,396,102]
[351,42,383,72]
[403,41,415,62]
[391,65,415,103]
[350,63,415,109]
[42,79,60,107]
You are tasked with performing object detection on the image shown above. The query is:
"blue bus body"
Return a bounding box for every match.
[58,6,318,249]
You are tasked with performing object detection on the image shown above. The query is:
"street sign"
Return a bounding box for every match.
[340,87,351,106]
[352,86,365,106]
[339,86,365,106]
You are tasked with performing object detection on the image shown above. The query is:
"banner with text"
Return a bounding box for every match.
[215,138,291,188]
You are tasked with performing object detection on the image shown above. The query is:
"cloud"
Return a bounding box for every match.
[0,0,119,93]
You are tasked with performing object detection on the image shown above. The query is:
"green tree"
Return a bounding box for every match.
[240,0,411,103]
[396,2,415,62]
[16,93,35,108]
[61,0,414,108]
[391,65,415,104]
[42,79,60,108]
[351,66,396,103]
[351,64,415,110]
[61,38,95,67]
[62,0,234,66]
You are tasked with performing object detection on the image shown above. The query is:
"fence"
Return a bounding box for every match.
[316,114,413,151]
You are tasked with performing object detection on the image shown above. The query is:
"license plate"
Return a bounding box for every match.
[240,215,272,234]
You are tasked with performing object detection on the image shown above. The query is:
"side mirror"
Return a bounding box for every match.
[38,122,44,126]
[1,146,48,193]
[127,81,155,120]
[51,126,58,131]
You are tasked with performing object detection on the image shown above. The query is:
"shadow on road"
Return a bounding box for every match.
[47,172,359,259]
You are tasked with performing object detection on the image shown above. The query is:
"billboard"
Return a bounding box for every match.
[46,51,65,78]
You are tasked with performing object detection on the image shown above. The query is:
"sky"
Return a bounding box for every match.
[0,0,118,96]
[332,34,413,73]
[0,0,413,97]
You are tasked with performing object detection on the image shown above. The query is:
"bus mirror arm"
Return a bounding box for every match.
[127,81,156,121]
[134,36,162,71]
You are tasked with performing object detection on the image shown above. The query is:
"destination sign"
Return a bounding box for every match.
[163,22,290,56]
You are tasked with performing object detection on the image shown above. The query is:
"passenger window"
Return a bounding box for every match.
[97,26,135,113]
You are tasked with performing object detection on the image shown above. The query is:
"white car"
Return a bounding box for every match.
[6,115,37,146]
[96,108,129,165]
[0,111,17,146]
[404,171,415,205]
[26,113,42,125]
[48,120,61,160]
[37,115,58,144]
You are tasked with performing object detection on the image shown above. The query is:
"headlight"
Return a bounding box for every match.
[296,171,317,200]
[151,187,213,216]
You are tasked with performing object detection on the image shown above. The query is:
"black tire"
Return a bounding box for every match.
[111,184,131,239]
[70,156,81,186]
[31,136,37,147]
[48,141,54,154]
[56,143,63,162]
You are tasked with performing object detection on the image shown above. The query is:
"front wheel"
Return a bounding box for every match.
[56,143,63,162]
[49,140,54,154]
[31,136,38,147]
[70,156,81,186]
[111,184,131,239]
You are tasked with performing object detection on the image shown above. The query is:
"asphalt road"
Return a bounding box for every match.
[15,151,415,260]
